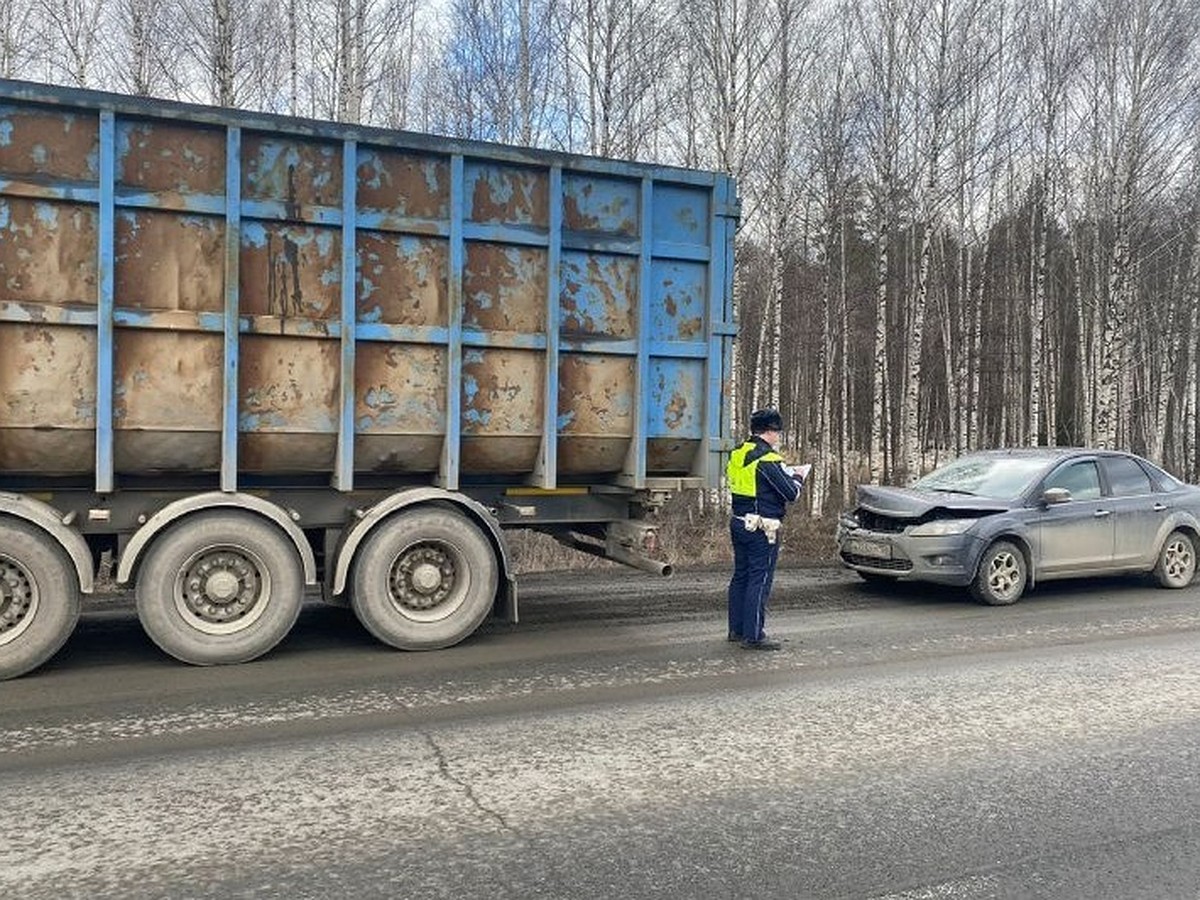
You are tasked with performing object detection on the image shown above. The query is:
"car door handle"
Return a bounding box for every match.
[1094,509,1111,518]
[1153,503,1167,512]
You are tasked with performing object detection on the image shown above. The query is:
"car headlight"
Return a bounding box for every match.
[908,518,978,537]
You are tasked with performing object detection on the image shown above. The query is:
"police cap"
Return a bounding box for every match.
[750,408,784,434]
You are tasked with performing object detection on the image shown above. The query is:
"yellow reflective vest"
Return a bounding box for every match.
[727,439,785,498]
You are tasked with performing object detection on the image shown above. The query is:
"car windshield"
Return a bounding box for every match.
[912,455,1050,500]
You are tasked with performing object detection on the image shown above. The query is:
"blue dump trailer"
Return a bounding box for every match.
[0,79,738,678]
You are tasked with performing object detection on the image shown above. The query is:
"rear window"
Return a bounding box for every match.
[1140,459,1184,491]
[1101,456,1153,497]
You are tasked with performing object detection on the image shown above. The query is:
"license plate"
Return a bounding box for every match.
[846,536,891,559]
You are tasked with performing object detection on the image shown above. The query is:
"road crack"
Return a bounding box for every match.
[423,732,515,834]
[422,731,572,898]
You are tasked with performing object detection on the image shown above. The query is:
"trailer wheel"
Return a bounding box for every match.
[352,507,498,651]
[135,511,303,666]
[0,519,81,680]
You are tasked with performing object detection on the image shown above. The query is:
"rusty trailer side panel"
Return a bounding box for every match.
[0,80,738,493]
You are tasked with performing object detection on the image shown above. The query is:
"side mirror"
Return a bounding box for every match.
[1042,487,1071,505]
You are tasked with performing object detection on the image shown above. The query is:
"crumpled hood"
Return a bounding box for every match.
[855,484,1011,519]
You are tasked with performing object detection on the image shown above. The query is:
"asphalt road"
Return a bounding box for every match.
[4,566,1200,899]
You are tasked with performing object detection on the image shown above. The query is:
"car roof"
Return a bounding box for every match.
[968,447,1131,460]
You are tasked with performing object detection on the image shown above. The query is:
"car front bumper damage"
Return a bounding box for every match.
[836,520,984,586]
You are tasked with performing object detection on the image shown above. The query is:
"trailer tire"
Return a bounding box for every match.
[135,511,304,666]
[352,507,498,651]
[0,519,81,680]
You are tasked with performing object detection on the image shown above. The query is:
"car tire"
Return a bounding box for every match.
[1153,530,1196,589]
[970,540,1027,606]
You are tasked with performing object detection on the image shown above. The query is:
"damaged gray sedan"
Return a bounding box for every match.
[836,448,1200,605]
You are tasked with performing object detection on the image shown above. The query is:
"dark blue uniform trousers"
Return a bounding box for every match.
[728,517,780,643]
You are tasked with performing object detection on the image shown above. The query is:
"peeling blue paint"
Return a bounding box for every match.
[365,386,397,408]
[253,142,286,175]
[115,309,154,326]
[653,185,709,244]
[239,411,290,430]
[72,398,96,423]
[422,160,440,195]
[182,144,206,166]
[34,202,57,228]
[464,408,492,426]
[359,151,385,191]
[241,221,268,247]
[462,372,479,403]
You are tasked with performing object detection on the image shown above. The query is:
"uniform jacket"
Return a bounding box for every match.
[728,435,802,519]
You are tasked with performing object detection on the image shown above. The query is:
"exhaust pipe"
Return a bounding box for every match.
[604,544,673,576]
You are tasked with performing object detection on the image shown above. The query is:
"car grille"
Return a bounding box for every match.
[841,553,913,571]
[854,510,910,533]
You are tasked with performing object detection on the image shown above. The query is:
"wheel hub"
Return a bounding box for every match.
[988,552,1021,598]
[205,570,241,601]
[0,557,38,642]
[1165,540,1194,582]
[179,550,264,628]
[391,546,454,612]
[410,562,443,594]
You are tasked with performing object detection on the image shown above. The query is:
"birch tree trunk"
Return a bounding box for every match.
[517,0,532,144]
[115,0,168,95]
[857,0,916,482]
[1181,155,1200,475]
[810,7,853,511]
[763,0,805,422]
[1189,223,1200,477]
[901,0,970,479]
[870,210,890,481]
[0,0,39,78]
[39,0,103,86]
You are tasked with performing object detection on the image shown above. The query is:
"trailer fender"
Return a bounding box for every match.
[0,492,95,593]
[331,488,515,612]
[116,492,318,586]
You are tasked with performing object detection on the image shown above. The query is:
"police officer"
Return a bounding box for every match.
[727,408,805,650]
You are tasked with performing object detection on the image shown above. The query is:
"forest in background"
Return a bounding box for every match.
[4,0,1200,518]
